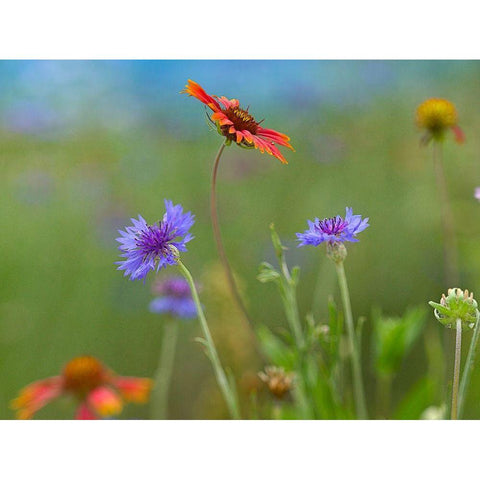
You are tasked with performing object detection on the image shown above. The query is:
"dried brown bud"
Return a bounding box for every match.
[258,366,294,399]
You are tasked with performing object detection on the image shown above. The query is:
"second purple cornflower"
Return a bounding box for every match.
[149,276,197,319]
[296,207,369,247]
[116,200,195,281]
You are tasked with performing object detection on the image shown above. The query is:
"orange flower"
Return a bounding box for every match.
[11,355,152,420]
[182,79,294,164]
[416,98,465,145]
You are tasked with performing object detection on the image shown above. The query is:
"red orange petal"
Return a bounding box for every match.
[181,79,221,112]
[76,402,98,420]
[88,386,123,417]
[114,377,153,403]
[242,130,254,144]
[252,135,288,164]
[10,376,63,419]
[257,127,294,150]
[452,125,465,144]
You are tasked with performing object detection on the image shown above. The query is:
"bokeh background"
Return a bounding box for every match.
[2,60,480,419]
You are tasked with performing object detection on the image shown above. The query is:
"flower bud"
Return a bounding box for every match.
[428,288,479,329]
[258,366,294,399]
[168,245,181,263]
[326,241,347,263]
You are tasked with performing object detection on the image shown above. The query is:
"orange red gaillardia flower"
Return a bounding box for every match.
[416,98,465,145]
[182,79,294,164]
[11,355,152,420]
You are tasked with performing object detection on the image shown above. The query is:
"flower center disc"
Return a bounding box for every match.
[63,356,106,393]
[317,217,347,235]
[224,107,258,135]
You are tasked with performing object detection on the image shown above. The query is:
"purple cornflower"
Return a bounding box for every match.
[116,200,194,281]
[296,207,369,247]
[149,276,197,319]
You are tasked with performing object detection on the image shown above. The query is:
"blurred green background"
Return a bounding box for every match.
[2,60,480,419]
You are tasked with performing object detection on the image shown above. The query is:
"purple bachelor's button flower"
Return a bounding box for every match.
[149,276,197,320]
[116,200,194,281]
[296,207,369,247]
[151,275,193,297]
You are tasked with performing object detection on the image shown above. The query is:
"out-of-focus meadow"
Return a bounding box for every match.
[2,60,480,419]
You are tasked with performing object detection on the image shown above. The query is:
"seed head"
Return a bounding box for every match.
[429,287,479,328]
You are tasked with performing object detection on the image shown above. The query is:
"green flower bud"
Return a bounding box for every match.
[168,245,181,263]
[428,288,479,329]
[326,242,347,263]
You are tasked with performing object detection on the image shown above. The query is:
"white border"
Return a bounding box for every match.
[0,420,477,478]
[1,0,479,59]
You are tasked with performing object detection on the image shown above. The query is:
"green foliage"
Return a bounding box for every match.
[256,325,296,370]
[393,377,437,420]
[372,306,427,377]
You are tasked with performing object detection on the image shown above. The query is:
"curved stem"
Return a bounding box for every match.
[433,141,459,286]
[334,261,368,419]
[458,311,480,419]
[177,259,241,419]
[210,141,253,327]
[151,318,179,419]
[451,319,462,420]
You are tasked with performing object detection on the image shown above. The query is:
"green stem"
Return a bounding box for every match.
[279,284,313,418]
[275,235,305,350]
[177,259,241,419]
[376,374,392,419]
[210,141,253,328]
[278,251,318,418]
[151,318,179,419]
[334,261,368,419]
[433,141,459,286]
[451,319,462,420]
[272,402,283,420]
[283,284,306,351]
[458,312,480,418]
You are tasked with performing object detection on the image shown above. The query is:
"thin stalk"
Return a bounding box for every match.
[272,229,305,347]
[272,233,317,418]
[451,319,462,420]
[151,318,179,419]
[177,259,241,419]
[281,281,305,351]
[210,141,253,327]
[278,284,314,418]
[433,141,459,286]
[334,261,368,419]
[272,402,283,420]
[376,374,392,419]
[458,311,480,418]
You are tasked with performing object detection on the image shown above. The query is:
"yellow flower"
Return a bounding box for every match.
[416,98,464,145]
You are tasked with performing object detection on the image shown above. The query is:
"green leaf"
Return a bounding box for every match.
[269,223,286,261]
[256,325,296,369]
[393,377,436,420]
[372,306,427,377]
[290,266,300,286]
[428,302,450,317]
[257,262,281,284]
